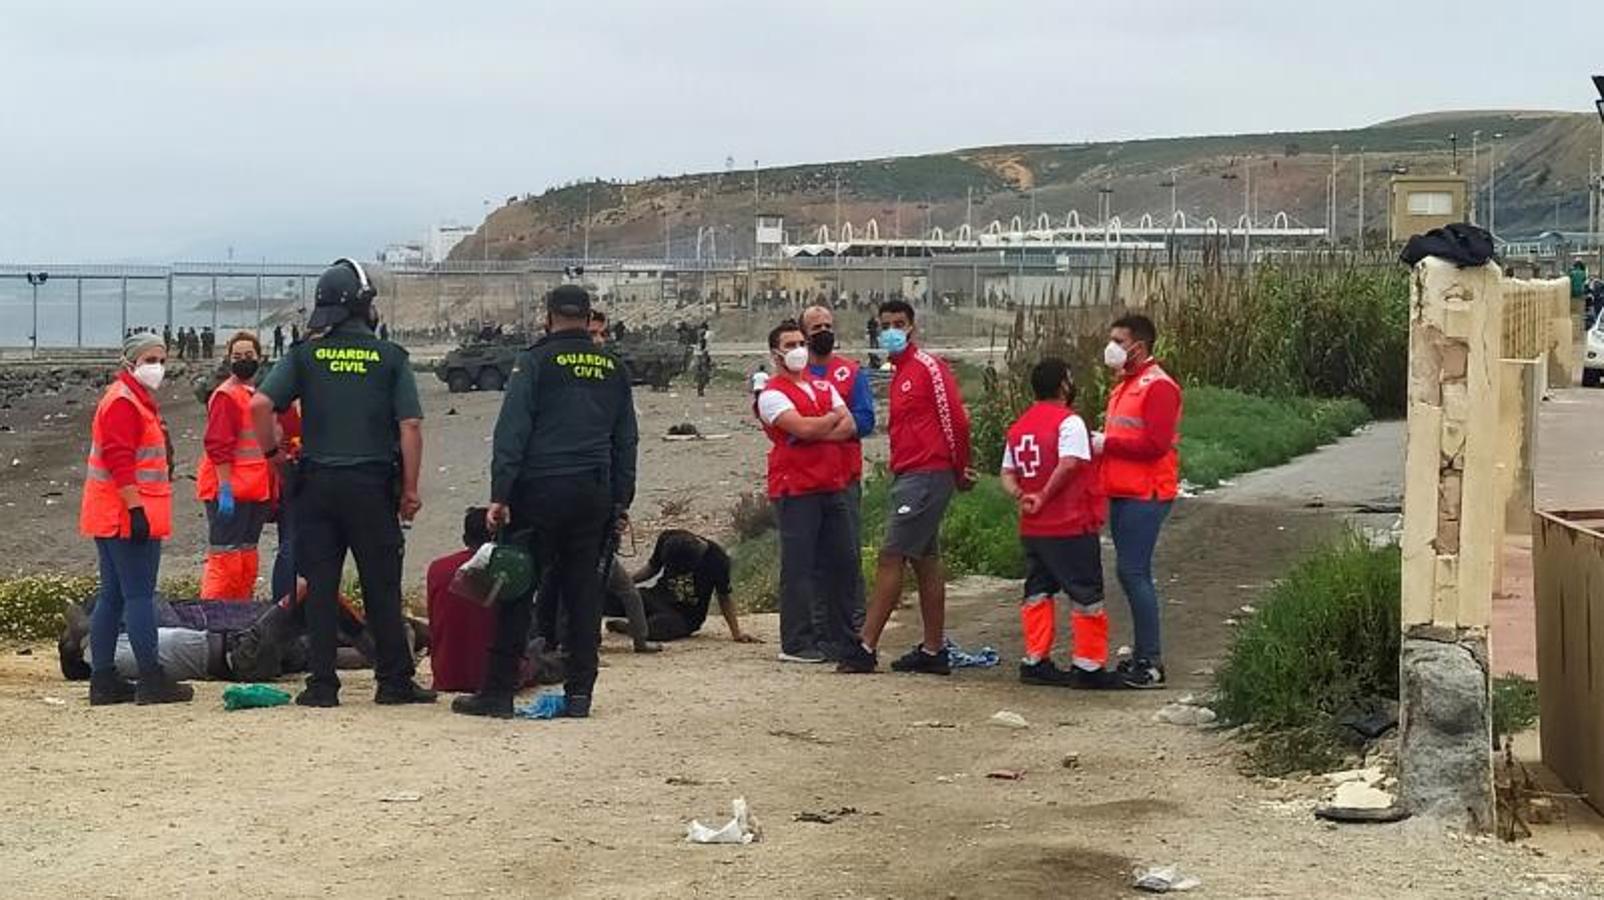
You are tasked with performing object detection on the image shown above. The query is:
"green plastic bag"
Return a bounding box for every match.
[222,683,292,711]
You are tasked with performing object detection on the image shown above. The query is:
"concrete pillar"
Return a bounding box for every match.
[1399,257,1498,831]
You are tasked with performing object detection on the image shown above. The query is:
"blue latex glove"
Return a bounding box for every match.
[515,693,567,720]
[218,482,235,522]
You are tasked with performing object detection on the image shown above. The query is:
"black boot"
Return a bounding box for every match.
[375,680,438,705]
[563,694,592,719]
[135,666,194,705]
[295,683,340,708]
[451,692,513,719]
[89,669,136,706]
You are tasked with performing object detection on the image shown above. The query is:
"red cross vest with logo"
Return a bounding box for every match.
[1005,401,1105,537]
[819,355,863,482]
[760,376,849,500]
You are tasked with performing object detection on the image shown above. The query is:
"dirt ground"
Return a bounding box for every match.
[3,368,1604,898]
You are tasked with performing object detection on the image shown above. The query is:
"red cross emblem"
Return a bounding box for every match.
[1013,434,1043,478]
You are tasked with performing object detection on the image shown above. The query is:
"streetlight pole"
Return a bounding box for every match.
[1489,132,1503,239]
[1470,131,1480,224]
[26,272,48,358]
[1329,144,1340,244]
[1448,132,1459,174]
[1358,147,1366,254]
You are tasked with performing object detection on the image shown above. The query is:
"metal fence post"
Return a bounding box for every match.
[165,273,174,331]
[76,277,83,348]
[120,276,128,338]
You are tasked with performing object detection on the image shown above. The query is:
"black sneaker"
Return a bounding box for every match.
[1019,659,1075,687]
[835,642,878,674]
[1068,666,1122,690]
[1120,658,1167,690]
[450,692,513,719]
[890,644,951,676]
[135,666,195,705]
[563,694,592,718]
[375,681,439,705]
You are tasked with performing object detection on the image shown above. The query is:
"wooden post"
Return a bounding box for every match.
[1398,257,1497,831]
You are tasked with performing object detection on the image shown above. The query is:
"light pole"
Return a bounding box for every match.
[1448,132,1459,174]
[26,271,48,357]
[481,199,491,323]
[1329,144,1340,244]
[1470,131,1480,224]
[1358,147,1366,254]
[1488,132,1503,239]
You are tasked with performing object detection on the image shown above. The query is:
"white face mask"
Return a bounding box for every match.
[132,362,165,391]
[781,346,809,373]
[1103,341,1129,370]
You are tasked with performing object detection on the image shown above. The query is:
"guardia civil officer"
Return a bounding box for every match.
[453,284,638,720]
[250,258,435,708]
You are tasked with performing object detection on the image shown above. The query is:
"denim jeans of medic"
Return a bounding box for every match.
[1108,498,1173,664]
[90,537,163,675]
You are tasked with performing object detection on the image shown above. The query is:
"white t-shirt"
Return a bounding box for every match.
[757,379,846,426]
[1001,413,1091,472]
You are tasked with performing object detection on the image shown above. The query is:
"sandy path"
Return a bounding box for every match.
[4,378,1603,898]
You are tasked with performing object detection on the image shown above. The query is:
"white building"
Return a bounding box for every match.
[427,224,474,263]
[379,242,427,266]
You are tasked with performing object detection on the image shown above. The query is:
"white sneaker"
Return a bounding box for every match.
[777,649,827,664]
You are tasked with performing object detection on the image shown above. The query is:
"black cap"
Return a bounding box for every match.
[546,284,591,318]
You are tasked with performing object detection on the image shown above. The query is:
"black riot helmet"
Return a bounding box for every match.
[308,258,377,330]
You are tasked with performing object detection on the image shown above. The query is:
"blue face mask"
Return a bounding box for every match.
[878,327,909,355]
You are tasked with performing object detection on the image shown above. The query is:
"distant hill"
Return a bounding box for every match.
[455,110,1601,260]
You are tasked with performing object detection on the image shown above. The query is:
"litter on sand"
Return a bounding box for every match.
[221,684,291,711]
[942,638,999,669]
[685,797,760,845]
[379,792,423,803]
[989,710,1030,729]
[515,692,568,720]
[986,769,1025,780]
[1133,865,1202,893]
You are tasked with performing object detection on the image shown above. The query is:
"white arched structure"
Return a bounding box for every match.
[1065,210,1083,229]
[840,222,854,242]
[815,225,831,242]
[864,219,879,240]
[1272,211,1290,229]
[1036,213,1052,231]
[957,223,973,241]
[1139,214,1154,229]
[1170,211,1187,229]
[929,226,945,241]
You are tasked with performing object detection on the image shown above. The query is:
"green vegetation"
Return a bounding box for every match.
[1213,536,1400,774]
[0,574,98,642]
[730,471,1025,614]
[1158,262,1409,417]
[1493,674,1540,741]
[1180,388,1371,488]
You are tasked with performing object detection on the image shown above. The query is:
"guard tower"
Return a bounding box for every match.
[1389,175,1469,244]
[755,213,785,260]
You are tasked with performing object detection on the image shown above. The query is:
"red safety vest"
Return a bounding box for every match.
[1101,362,1182,501]
[80,380,173,539]
[761,376,848,499]
[1005,401,1105,536]
[197,380,271,502]
[818,355,864,482]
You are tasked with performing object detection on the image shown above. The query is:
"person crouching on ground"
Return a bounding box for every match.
[604,529,759,644]
[79,331,193,705]
[1094,314,1183,690]
[756,321,860,664]
[1001,359,1116,689]
[426,507,500,693]
[198,331,272,601]
[837,300,975,675]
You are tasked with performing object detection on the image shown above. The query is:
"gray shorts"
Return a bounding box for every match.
[882,470,956,560]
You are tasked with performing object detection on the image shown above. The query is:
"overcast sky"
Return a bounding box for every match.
[1,0,1595,262]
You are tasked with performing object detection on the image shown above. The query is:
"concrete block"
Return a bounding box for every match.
[1399,636,1493,831]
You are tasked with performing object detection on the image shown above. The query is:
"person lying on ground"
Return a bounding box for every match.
[602,529,759,643]
[58,581,425,683]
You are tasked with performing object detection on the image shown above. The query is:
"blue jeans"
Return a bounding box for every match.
[1109,498,1173,664]
[270,494,297,602]
[90,537,163,675]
